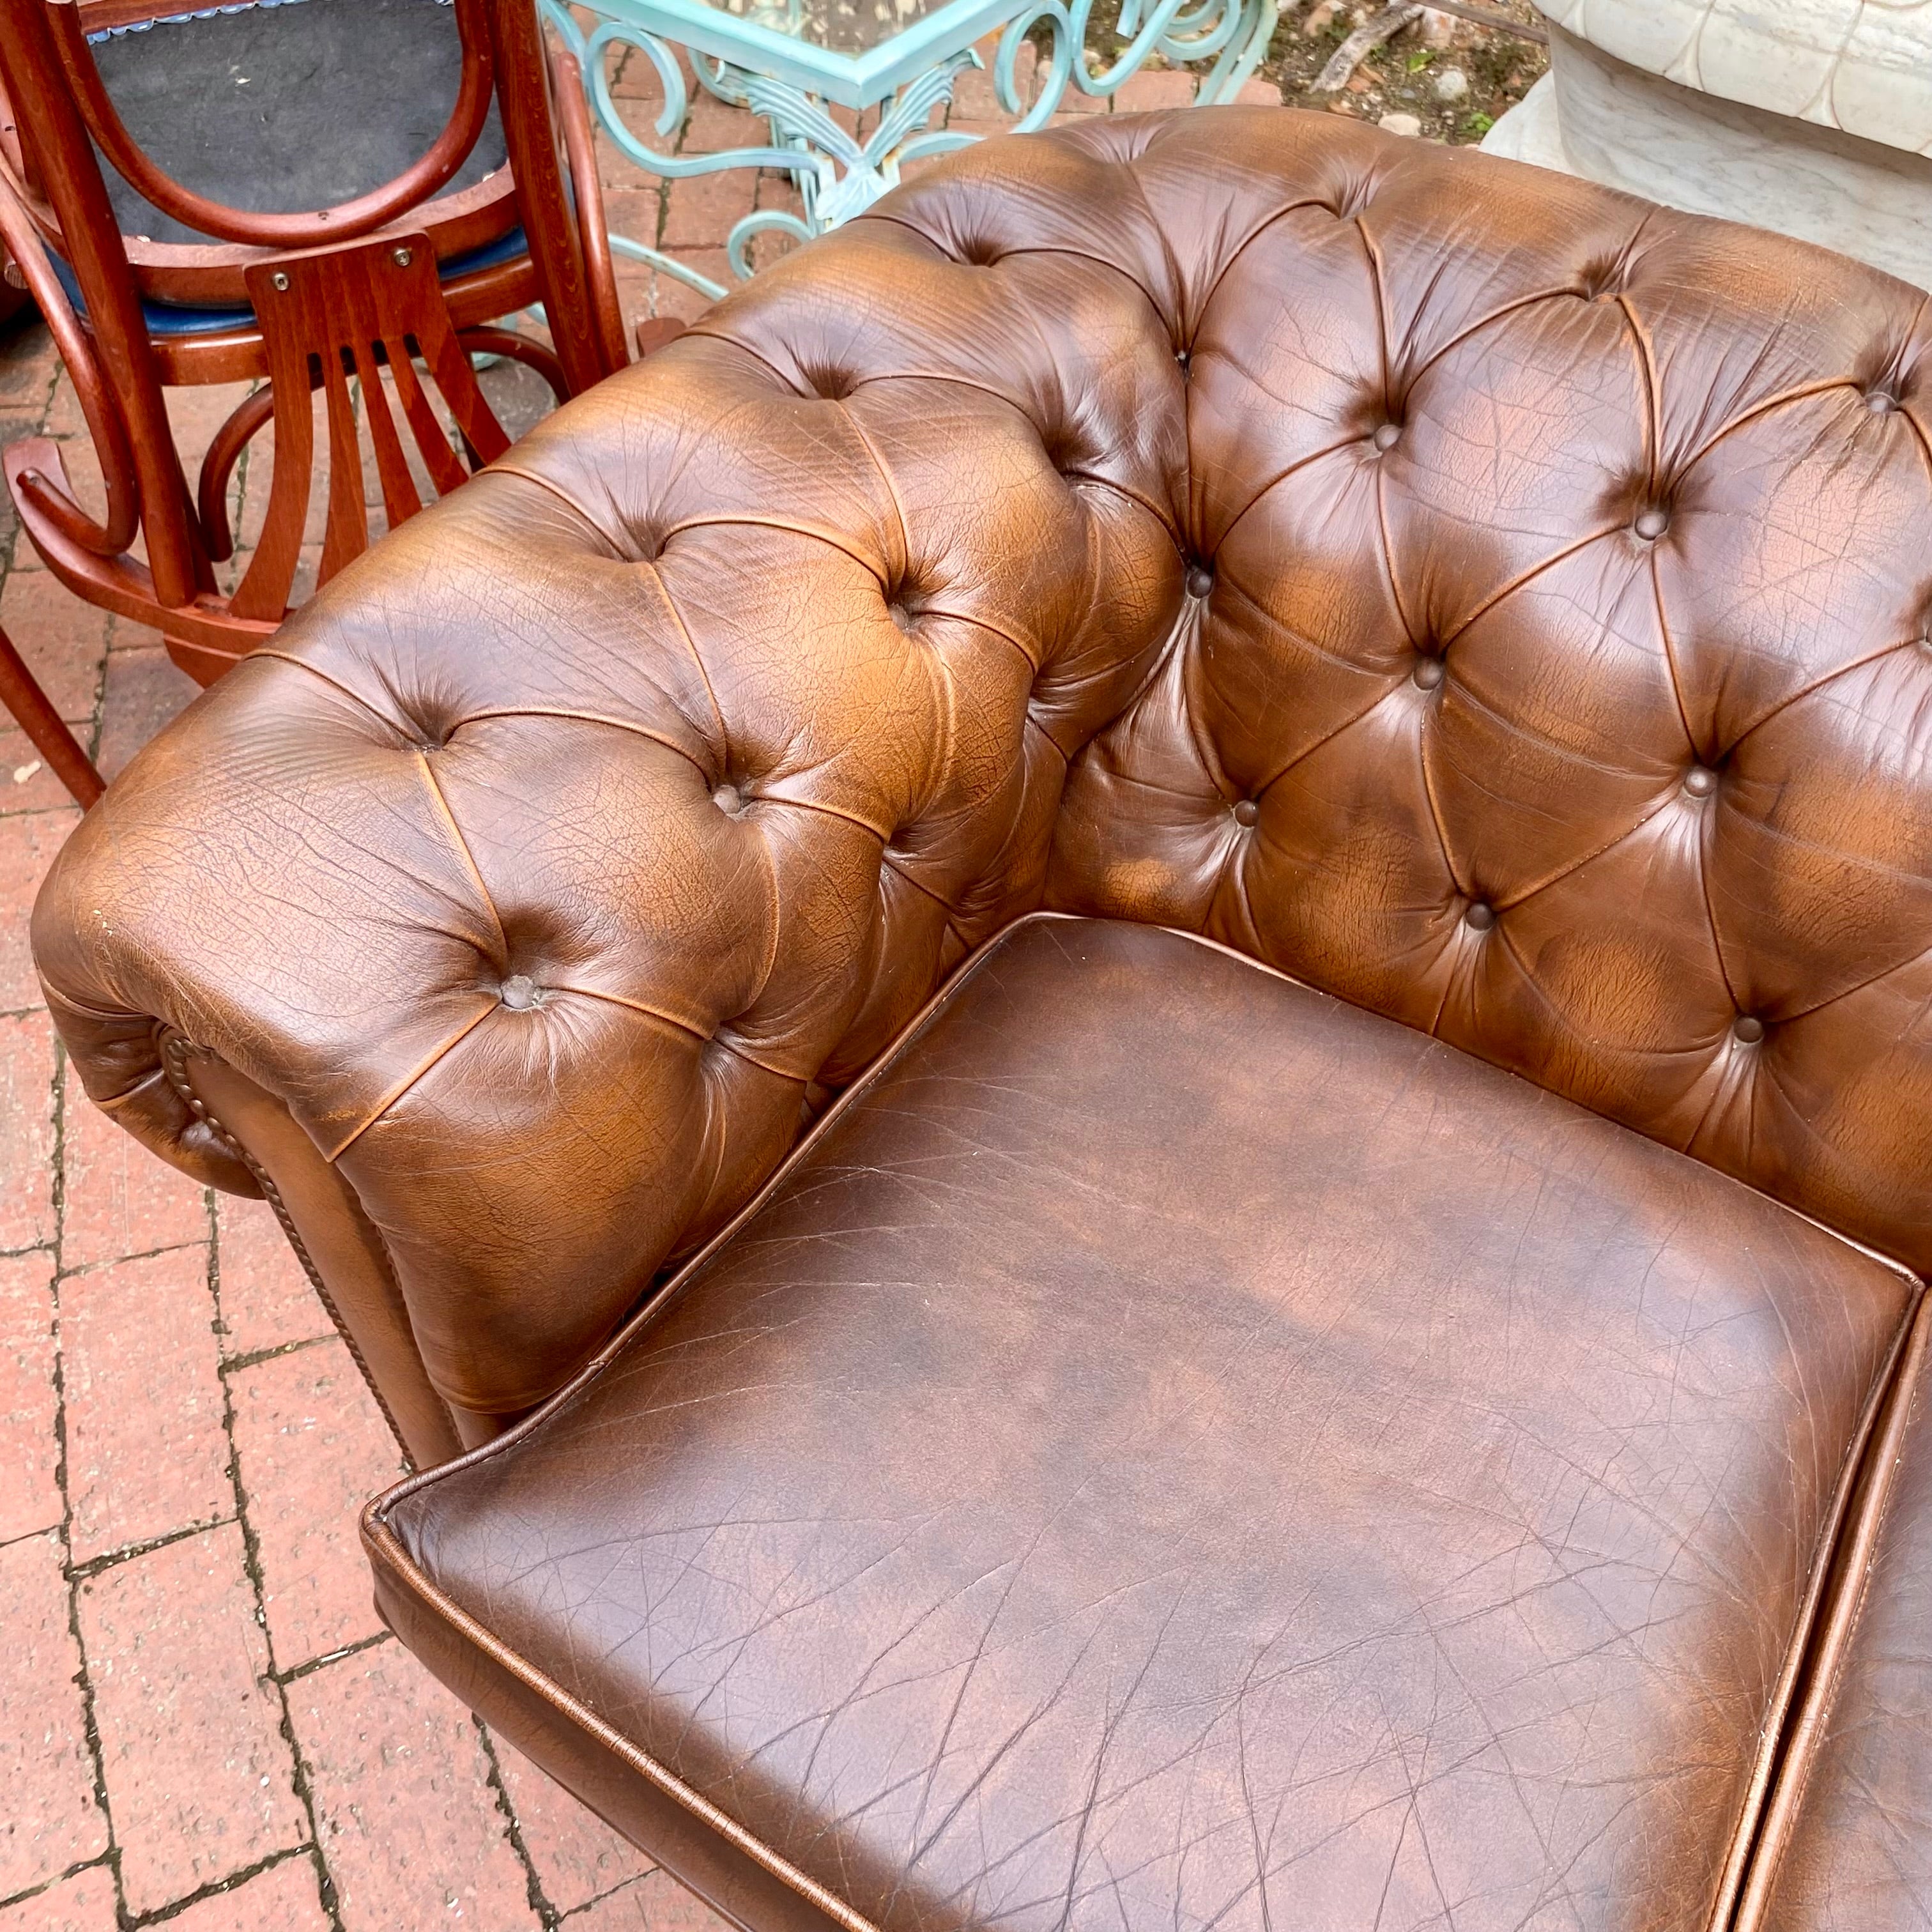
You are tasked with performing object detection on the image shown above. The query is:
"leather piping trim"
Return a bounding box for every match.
[362,1512,880,1932]
[640,550,732,762]
[927,604,1039,676]
[841,406,910,588]
[1159,922,1931,1928]
[684,332,1181,548]
[157,1029,425,1462]
[542,982,715,1048]
[87,1061,170,1114]
[415,747,509,963]
[659,512,891,580]
[1729,1289,1932,1931]
[243,648,411,728]
[450,707,710,774]
[1121,939,1929,1932]
[479,459,632,552]
[368,911,1924,1930]
[854,212,1177,349]
[1705,1280,1921,1932]
[42,979,160,1029]
[238,655,719,782]
[362,918,1088,1932]
[1186,192,1373,345]
[541,984,808,1085]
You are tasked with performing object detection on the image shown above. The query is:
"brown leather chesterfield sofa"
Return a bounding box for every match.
[31,110,1932,1932]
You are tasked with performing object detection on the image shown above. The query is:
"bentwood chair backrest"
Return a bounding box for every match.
[0,0,627,688]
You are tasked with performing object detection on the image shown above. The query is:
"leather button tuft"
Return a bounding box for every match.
[1634,509,1670,540]
[501,974,539,1011]
[1186,564,1215,599]
[1233,799,1260,828]
[1867,390,1898,415]
[1683,766,1717,797]
[1464,901,1495,931]
[1372,423,1401,452]
[712,783,744,814]
[1413,656,1445,691]
[1733,1015,1765,1044]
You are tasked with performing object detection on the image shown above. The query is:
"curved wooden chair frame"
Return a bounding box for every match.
[0,0,630,689]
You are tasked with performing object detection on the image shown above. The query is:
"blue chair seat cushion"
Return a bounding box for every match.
[48,224,530,338]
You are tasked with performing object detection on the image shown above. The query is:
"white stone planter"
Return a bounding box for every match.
[1482,1,1932,291]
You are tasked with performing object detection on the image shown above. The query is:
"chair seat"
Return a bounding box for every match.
[45,222,528,337]
[367,916,1917,1932]
[88,0,507,249]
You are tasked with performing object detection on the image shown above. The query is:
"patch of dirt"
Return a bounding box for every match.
[1065,0,1549,143]
[1267,0,1546,142]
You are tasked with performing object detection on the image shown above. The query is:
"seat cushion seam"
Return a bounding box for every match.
[367,908,1093,1514]
[1706,1285,1926,1932]
[369,914,1924,1929]
[1729,1289,1932,1931]
[1160,923,1923,1289]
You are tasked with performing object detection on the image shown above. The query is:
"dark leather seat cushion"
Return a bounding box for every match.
[369,916,1916,1932]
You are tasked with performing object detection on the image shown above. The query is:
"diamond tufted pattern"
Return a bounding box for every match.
[32,109,1932,1448]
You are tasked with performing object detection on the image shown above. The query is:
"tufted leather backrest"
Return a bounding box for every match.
[1032,114,1932,1282]
[34,111,1932,1449]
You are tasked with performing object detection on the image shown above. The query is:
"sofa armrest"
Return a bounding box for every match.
[33,176,1186,1446]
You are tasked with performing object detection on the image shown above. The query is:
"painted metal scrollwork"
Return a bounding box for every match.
[541,0,1280,298]
[999,0,1277,121]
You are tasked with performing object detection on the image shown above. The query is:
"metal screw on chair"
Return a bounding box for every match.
[392,247,413,268]
[270,271,290,291]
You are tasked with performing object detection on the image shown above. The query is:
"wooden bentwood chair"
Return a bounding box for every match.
[0,0,632,718]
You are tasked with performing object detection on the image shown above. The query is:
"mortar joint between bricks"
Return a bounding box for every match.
[115,1843,319,1931]
[66,1515,239,1584]
[211,1215,353,1932]
[0,1855,112,1919]
[57,1236,217,1283]
[220,1330,337,1376]
[475,1716,566,1929]
[47,1020,130,1927]
[275,1629,392,1689]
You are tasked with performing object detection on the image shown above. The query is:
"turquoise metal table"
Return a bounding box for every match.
[539,0,1278,298]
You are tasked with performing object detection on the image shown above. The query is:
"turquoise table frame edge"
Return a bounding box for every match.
[540,0,1278,296]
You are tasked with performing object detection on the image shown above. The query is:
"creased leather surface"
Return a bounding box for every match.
[33,110,1932,1432]
[1748,1308,1932,1932]
[376,917,1914,1932]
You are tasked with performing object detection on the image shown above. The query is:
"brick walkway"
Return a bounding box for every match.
[0,40,1294,1932]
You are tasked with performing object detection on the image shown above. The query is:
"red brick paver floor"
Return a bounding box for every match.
[0,37,1288,1930]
